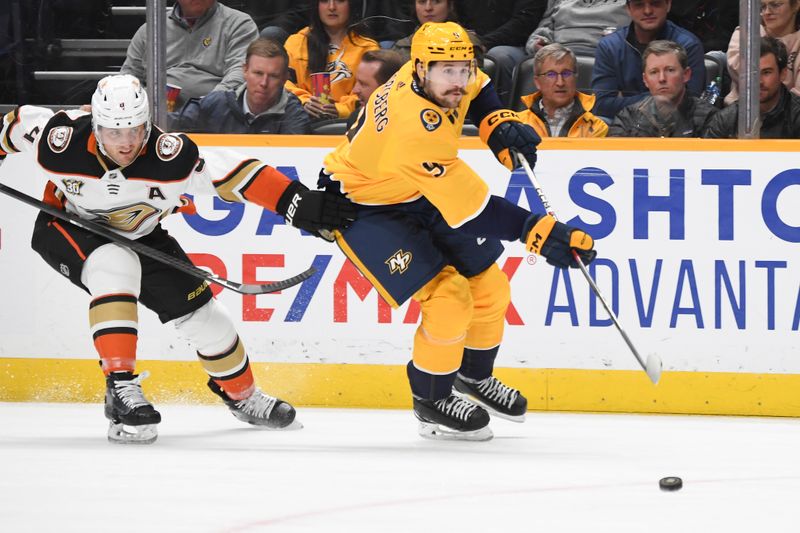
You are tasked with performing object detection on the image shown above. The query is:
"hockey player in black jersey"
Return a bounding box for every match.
[0,74,356,444]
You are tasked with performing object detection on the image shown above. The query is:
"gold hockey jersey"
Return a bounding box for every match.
[323,62,492,228]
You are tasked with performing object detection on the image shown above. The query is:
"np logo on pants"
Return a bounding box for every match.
[386,249,413,274]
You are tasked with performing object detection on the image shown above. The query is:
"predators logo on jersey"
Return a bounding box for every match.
[420,109,441,132]
[386,249,413,274]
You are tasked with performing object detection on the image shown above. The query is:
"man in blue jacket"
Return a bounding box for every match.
[171,38,311,134]
[591,0,705,120]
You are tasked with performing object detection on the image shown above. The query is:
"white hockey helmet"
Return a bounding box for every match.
[91,74,151,160]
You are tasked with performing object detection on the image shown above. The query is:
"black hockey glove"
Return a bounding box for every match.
[521,214,596,268]
[276,181,357,241]
[479,109,540,171]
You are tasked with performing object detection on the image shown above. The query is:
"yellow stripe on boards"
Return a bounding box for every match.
[188,133,800,153]
[1,358,799,417]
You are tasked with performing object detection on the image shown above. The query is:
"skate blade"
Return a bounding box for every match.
[247,419,304,431]
[107,422,158,445]
[453,390,526,423]
[417,421,493,442]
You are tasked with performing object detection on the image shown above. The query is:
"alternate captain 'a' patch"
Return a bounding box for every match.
[420,109,442,132]
[47,126,73,153]
[156,133,183,161]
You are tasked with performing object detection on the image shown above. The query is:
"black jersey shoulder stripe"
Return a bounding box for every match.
[37,113,101,178]
[123,132,198,183]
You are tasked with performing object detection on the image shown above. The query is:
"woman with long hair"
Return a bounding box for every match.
[725,0,800,105]
[284,0,379,119]
[392,0,484,65]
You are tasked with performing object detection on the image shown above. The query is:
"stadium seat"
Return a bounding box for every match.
[704,55,721,87]
[480,57,496,81]
[575,55,594,95]
[508,57,536,111]
[311,119,348,135]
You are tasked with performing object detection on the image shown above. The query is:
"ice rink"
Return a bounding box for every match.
[1,402,798,532]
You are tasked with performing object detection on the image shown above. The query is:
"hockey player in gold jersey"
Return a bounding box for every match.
[321,22,597,440]
[0,74,356,443]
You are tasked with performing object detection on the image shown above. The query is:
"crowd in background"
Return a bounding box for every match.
[3,0,800,138]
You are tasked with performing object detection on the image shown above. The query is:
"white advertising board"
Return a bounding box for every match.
[1,141,798,375]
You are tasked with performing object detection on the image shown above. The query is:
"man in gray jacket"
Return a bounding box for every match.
[609,40,716,137]
[526,0,629,57]
[171,38,311,134]
[121,0,258,109]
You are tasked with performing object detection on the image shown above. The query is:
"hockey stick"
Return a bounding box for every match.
[514,154,662,384]
[0,182,316,295]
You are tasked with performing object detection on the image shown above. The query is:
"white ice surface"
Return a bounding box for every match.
[1,403,799,533]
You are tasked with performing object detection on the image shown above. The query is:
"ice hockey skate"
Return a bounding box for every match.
[413,394,493,441]
[453,374,528,422]
[105,371,161,444]
[207,379,301,430]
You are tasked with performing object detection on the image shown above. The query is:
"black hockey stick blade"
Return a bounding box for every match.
[0,182,316,295]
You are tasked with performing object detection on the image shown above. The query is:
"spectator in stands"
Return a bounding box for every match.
[170,38,310,134]
[609,40,716,137]
[285,0,379,120]
[120,0,258,109]
[705,37,800,138]
[592,0,706,120]
[526,0,630,57]
[518,43,608,137]
[361,0,415,44]
[237,1,311,44]
[725,0,800,105]
[393,0,484,66]
[351,49,404,106]
[668,1,739,52]
[347,49,404,127]
[454,0,547,104]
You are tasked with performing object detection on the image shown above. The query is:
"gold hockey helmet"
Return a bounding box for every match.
[410,21,475,76]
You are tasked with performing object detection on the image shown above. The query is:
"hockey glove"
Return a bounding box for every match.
[276,181,357,241]
[479,109,540,171]
[521,214,596,268]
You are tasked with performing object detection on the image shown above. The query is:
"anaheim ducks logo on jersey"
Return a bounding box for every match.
[385,249,413,274]
[90,202,162,233]
[47,126,73,153]
[420,109,441,132]
[156,133,183,162]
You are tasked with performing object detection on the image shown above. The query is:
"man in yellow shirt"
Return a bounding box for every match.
[518,43,608,138]
[322,22,596,441]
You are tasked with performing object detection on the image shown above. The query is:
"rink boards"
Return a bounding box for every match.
[1,136,799,416]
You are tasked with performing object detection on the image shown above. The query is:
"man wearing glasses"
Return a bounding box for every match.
[591,0,706,119]
[518,43,608,137]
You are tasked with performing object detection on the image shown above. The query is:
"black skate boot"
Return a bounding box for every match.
[413,394,492,441]
[453,374,528,422]
[105,371,161,444]
[207,379,300,430]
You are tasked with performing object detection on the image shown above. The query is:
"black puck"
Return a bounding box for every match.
[659,476,683,491]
